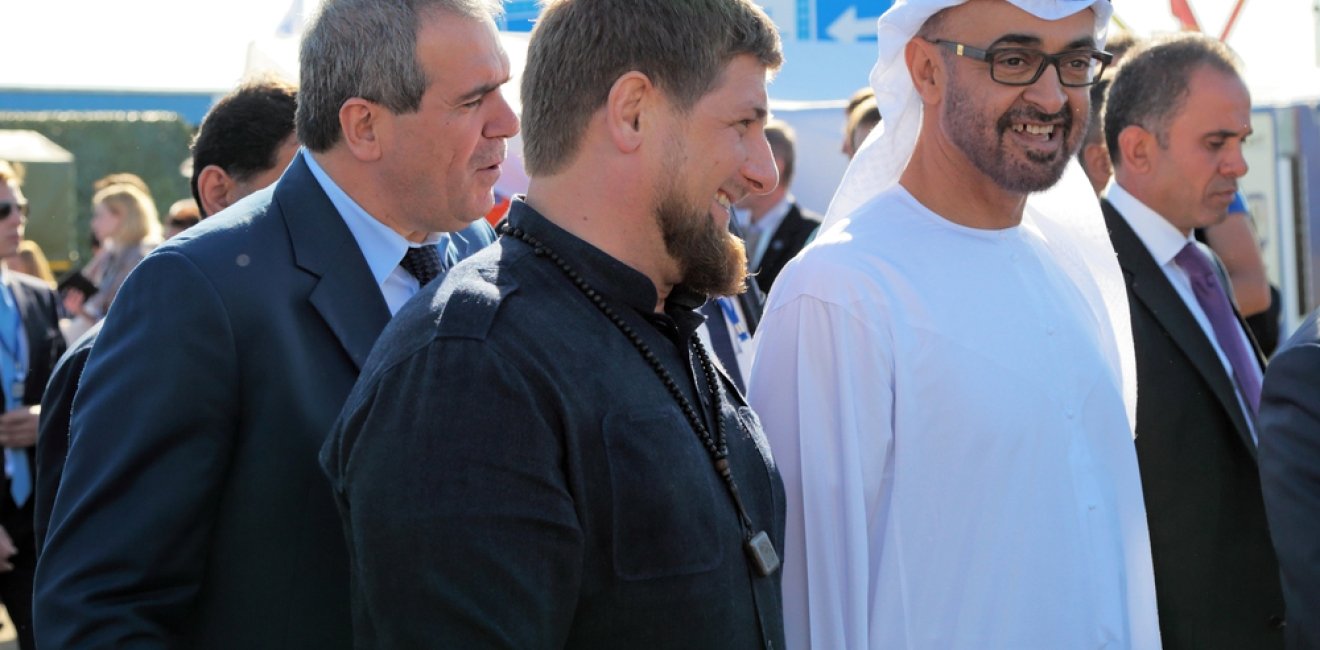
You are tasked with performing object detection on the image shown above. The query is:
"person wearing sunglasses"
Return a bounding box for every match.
[0,161,66,650]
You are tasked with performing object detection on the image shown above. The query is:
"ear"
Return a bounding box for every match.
[1082,142,1113,183]
[907,38,943,105]
[1115,124,1153,175]
[338,98,385,162]
[605,72,654,154]
[196,165,235,217]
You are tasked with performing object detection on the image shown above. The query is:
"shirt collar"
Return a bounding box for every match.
[505,199,706,337]
[302,149,446,287]
[1106,180,1194,267]
[751,195,794,234]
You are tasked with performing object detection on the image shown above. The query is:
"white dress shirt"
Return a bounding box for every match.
[736,195,793,271]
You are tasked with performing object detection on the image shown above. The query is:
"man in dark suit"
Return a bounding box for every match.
[0,160,66,650]
[735,120,820,294]
[1101,34,1285,648]
[33,79,299,555]
[1258,310,1320,649]
[33,1,517,647]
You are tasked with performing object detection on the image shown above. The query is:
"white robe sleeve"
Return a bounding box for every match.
[749,288,894,650]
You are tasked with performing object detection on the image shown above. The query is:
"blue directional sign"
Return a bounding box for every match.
[497,0,539,32]
[813,0,893,42]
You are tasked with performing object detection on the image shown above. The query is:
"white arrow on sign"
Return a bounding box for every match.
[826,5,875,42]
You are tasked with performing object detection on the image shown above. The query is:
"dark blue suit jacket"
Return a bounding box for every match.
[33,154,493,649]
[1259,309,1320,650]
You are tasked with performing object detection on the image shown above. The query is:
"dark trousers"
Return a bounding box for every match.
[0,499,35,650]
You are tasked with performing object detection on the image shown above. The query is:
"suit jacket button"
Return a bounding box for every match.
[1267,615,1286,629]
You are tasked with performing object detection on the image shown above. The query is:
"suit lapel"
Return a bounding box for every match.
[758,204,802,274]
[276,156,391,372]
[1103,200,1257,455]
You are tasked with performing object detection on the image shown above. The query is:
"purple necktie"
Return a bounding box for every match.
[1173,242,1261,416]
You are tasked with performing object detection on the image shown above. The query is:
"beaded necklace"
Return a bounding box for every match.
[502,224,780,577]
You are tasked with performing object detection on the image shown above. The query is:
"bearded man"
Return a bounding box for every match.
[319,0,787,646]
[747,0,1160,647]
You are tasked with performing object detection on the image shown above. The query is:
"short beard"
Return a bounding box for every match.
[943,70,1084,194]
[655,192,748,298]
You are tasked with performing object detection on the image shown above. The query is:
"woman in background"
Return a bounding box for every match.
[62,183,160,338]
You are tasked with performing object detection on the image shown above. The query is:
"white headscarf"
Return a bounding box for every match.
[823,0,1137,432]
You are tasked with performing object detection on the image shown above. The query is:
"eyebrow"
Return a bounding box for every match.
[990,34,1097,50]
[1207,127,1254,139]
[454,74,512,105]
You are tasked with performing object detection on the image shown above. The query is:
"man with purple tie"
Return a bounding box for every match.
[1100,33,1285,648]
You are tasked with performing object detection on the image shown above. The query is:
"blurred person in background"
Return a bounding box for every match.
[1077,30,1137,194]
[162,198,200,239]
[5,242,55,289]
[735,120,820,294]
[61,183,161,338]
[1200,193,1276,352]
[91,172,150,196]
[0,161,67,650]
[843,94,880,159]
[841,86,878,159]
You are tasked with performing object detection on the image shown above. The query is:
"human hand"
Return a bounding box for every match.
[0,525,16,572]
[0,405,39,449]
[63,288,86,317]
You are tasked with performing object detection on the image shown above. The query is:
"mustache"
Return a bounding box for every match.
[997,106,1073,133]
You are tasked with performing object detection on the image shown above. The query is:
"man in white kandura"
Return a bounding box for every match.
[748,0,1160,648]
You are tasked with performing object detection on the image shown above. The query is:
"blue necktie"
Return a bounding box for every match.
[0,286,29,506]
[699,299,746,394]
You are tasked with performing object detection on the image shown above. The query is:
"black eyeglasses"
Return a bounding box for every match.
[0,201,27,220]
[929,39,1113,87]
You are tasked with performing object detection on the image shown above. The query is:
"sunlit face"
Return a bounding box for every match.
[1143,65,1251,234]
[90,201,122,245]
[378,12,519,234]
[935,4,1095,193]
[0,183,25,259]
[652,54,778,297]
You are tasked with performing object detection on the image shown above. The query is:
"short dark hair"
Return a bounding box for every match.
[295,0,502,152]
[190,79,298,215]
[845,86,875,117]
[520,0,783,176]
[765,120,797,188]
[1081,78,1111,149]
[1104,33,1241,166]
